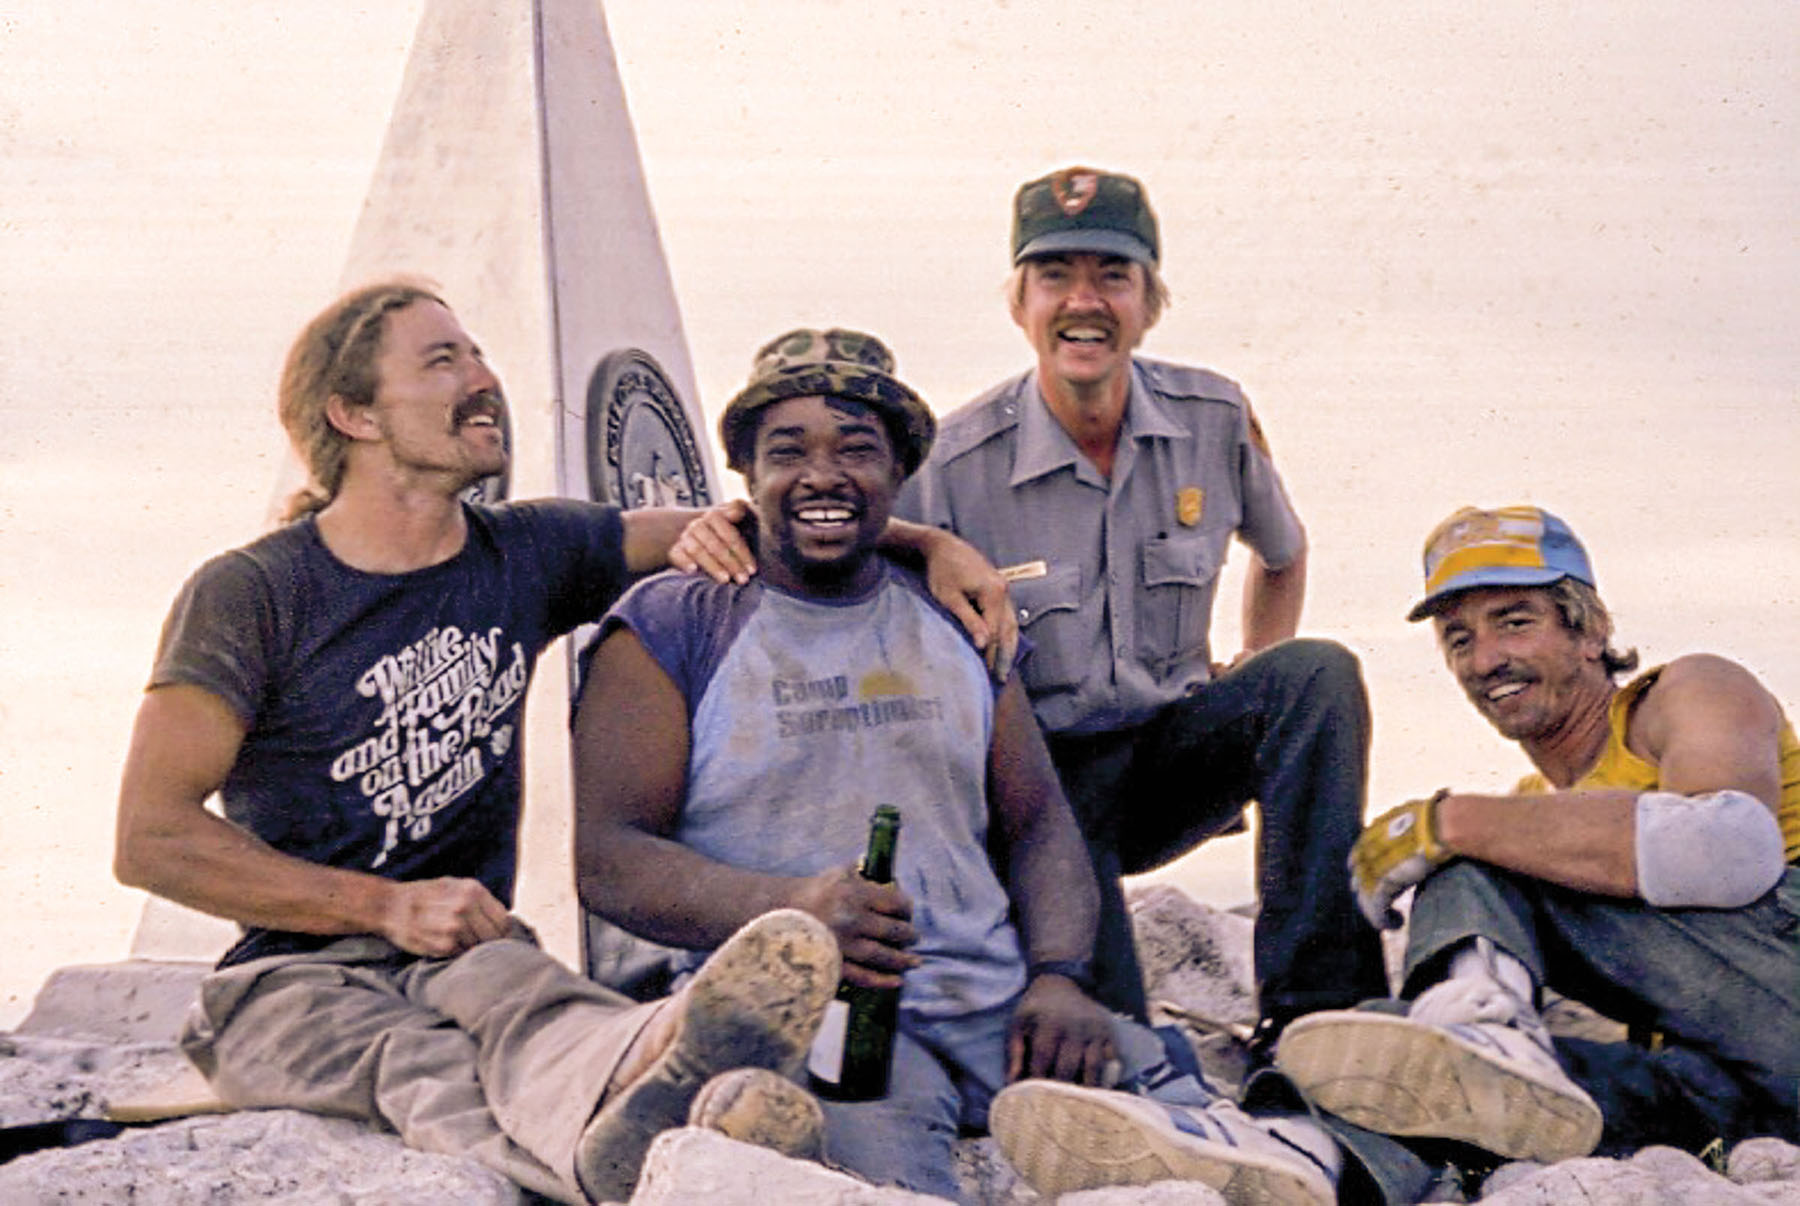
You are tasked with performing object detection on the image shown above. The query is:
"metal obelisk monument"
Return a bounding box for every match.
[130,0,719,967]
[332,0,717,519]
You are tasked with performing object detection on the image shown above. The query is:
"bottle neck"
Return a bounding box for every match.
[860,809,900,883]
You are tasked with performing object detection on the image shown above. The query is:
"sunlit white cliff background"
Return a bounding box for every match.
[2,1,1794,1026]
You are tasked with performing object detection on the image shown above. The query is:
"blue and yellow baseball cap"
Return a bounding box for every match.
[1408,505,1595,621]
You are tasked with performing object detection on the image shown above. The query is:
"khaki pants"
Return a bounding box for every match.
[181,930,664,1204]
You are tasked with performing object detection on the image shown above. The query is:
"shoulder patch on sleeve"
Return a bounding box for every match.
[1139,359,1274,456]
[1244,403,1272,456]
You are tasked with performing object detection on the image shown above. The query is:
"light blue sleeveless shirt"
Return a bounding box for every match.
[600,565,1027,1020]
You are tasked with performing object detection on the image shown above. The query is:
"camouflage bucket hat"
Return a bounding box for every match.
[1012,165,1160,267]
[720,327,936,476]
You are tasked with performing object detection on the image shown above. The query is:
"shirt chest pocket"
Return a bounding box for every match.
[1136,533,1224,678]
[1010,565,1085,693]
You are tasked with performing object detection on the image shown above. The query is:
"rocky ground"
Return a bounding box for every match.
[3,885,1795,1204]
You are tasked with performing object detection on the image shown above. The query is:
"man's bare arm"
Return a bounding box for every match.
[986,678,1114,1084]
[988,679,1099,964]
[1434,654,1785,896]
[1631,654,1784,806]
[571,629,919,988]
[621,502,756,578]
[1239,542,1306,658]
[115,685,510,957]
[1433,788,1641,896]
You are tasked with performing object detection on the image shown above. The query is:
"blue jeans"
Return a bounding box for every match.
[817,1003,1010,1201]
[1046,639,1388,1024]
[1405,859,1800,1152]
[818,1008,1206,1201]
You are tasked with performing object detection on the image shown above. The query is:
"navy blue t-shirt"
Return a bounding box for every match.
[150,500,628,966]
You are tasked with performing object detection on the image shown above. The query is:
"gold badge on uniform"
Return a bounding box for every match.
[1176,487,1204,527]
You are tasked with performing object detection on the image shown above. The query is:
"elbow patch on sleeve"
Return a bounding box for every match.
[1636,789,1786,909]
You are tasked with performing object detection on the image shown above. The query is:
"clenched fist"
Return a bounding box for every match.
[379,877,512,957]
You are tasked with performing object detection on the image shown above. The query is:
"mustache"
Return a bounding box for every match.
[786,488,861,511]
[453,389,504,425]
[1472,664,1535,693]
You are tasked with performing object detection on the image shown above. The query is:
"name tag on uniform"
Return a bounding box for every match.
[999,559,1049,584]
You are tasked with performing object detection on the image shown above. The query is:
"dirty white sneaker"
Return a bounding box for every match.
[688,1067,826,1162]
[575,910,839,1201]
[1275,1009,1603,1162]
[1407,937,1555,1051]
[990,1080,1338,1205]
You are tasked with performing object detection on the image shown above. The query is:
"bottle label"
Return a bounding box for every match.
[807,999,851,1085]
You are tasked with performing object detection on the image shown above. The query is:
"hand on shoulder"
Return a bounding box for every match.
[668,499,757,584]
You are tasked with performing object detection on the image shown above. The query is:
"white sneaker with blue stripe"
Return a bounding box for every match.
[990,1080,1338,1205]
[1276,937,1603,1163]
[1276,1010,1603,1162]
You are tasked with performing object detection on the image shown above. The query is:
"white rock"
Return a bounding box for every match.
[1129,885,1257,1031]
[1732,1138,1800,1186]
[1477,1160,1546,1197]
[630,1127,951,1204]
[954,1135,1038,1205]
[18,961,210,1045]
[1630,1145,1722,1182]
[1478,1151,1763,1204]
[1060,1183,1228,1204]
[0,1109,522,1205]
[0,1033,195,1126]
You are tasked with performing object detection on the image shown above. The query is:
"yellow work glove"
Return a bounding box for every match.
[1349,789,1453,929]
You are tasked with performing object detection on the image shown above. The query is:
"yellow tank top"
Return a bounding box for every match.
[1513,667,1800,861]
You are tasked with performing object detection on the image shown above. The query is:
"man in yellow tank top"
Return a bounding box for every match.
[1277,505,1798,1166]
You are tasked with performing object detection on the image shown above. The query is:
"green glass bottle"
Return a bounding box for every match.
[807,805,902,1101]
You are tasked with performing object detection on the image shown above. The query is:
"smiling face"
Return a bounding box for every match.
[746,394,902,597]
[1012,252,1152,398]
[1434,586,1611,742]
[352,299,508,490]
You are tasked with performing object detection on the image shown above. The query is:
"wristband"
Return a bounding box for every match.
[1028,958,1096,991]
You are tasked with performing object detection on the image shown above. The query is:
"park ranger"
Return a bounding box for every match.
[899,166,1386,1057]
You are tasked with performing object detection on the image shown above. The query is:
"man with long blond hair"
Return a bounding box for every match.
[275,278,446,521]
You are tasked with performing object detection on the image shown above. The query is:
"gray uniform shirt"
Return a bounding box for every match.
[898,358,1304,735]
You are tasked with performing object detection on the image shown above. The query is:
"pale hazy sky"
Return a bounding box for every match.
[1,0,1795,1023]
